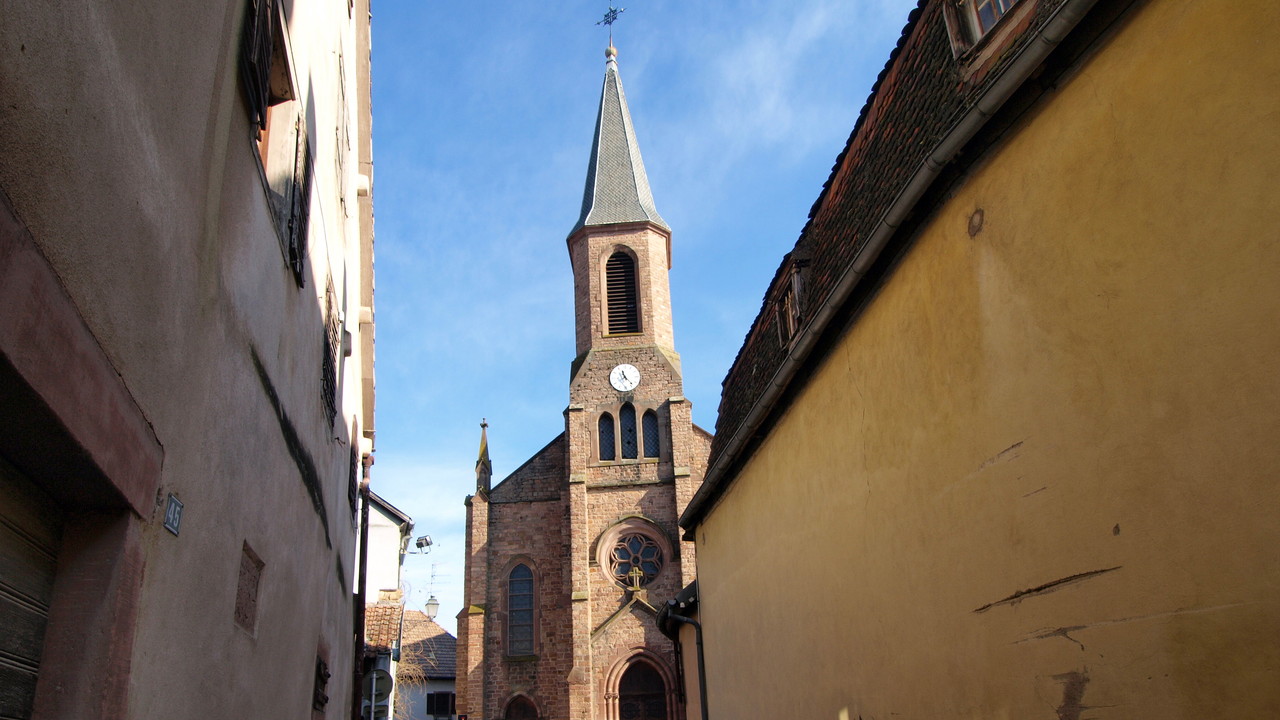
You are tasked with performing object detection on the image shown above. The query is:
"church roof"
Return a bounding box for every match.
[570,46,669,235]
[683,0,1094,531]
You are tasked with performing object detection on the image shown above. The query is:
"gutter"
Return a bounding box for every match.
[352,456,373,720]
[680,0,1102,534]
[657,583,707,720]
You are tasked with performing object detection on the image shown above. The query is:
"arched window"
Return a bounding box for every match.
[642,410,659,458]
[620,403,637,459]
[508,564,534,655]
[599,412,616,461]
[506,695,539,720]
[606,252,640,334]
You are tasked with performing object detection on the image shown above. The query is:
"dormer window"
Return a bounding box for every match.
[944,0,1029,59]
[776,260,806,344]
[605,252,640,335]
[969,0,1019,35]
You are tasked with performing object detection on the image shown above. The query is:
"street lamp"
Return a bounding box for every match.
[425,595,440,620]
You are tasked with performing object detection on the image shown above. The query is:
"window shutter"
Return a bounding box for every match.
[239,0,275,130]
[605,252,639,334]
[288,117,311,287]
[322,281,339,426]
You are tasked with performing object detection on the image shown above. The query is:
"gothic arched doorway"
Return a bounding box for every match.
[505,695,538,720]
[618,661,668,720]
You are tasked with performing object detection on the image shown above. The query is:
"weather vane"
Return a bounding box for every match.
[596,5,625,45]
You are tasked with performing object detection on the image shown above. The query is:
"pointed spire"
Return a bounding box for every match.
[475,419,492,494]
[570,45,669,236]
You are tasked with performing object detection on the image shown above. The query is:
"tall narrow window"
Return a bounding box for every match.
[508,564,534,655]
[605,252,640,334]
[599,413,616,461]
[620,404,637,459]
[642,410,659,458]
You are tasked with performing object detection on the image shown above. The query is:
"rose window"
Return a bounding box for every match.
[609,533,663,586]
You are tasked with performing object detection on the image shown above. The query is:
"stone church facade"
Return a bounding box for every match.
[456,45,711,720]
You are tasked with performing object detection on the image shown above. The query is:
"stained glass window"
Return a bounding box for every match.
[599,412,616,461]
[609,533,663,586]
[508,564,534,655]
[642,410,659,458]
[620,403,637,459]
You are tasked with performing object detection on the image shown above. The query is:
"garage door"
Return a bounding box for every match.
[0,456,61,720]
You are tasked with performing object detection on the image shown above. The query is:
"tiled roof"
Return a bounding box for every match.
[397,610,457,681]
[364,603,404,652]
[569,48,669,235]
[686,0,1085,528]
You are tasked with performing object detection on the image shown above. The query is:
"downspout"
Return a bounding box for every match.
[683,0,1102,531]
[663,609,708,720]
[353,455,373,720]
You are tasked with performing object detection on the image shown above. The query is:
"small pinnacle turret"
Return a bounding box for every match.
[570,45,669,236]
[475,419,492,493]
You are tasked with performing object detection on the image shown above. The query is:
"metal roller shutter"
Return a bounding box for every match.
[0,456,61,720]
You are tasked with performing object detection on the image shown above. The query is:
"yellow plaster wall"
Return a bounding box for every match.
[695,1,1280,718]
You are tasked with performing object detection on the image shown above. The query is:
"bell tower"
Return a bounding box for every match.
[560,43,703,720]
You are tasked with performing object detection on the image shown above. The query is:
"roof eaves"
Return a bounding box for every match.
[685,0,1101,533]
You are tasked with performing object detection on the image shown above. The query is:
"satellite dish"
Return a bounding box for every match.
[362,668,392,703]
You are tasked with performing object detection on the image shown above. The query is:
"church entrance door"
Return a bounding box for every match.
[617,662,667,720]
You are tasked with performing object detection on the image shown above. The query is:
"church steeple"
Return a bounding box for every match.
[475,419,492,494]
[567,44,677,358]
[570,45,668,235]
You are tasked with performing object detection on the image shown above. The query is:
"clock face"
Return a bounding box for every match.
[609,363,641,392]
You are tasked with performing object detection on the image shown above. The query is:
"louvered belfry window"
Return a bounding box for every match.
[605,252,640,334]
[620,403,638,459]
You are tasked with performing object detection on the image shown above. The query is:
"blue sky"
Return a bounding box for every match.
[369,0,918,634]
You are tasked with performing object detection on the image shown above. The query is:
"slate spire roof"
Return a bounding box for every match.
[571,45,669,235]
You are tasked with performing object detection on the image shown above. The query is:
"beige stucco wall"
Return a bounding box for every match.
[694,1,1280,718]
[0,0,371,718]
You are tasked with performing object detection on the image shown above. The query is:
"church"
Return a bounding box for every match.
[456,43,712,720]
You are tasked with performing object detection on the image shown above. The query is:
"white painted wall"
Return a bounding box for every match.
[366,501,411,598]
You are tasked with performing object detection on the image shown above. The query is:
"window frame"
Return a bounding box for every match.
[240,0,311,288]
[619,403,638,459]
[593,518,673,590]
[505,562,537,658]
[942,0,1037,65]
[598,412,617,461]
[641,409,660,459]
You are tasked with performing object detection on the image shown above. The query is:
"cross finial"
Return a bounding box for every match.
[596,5,625,46]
